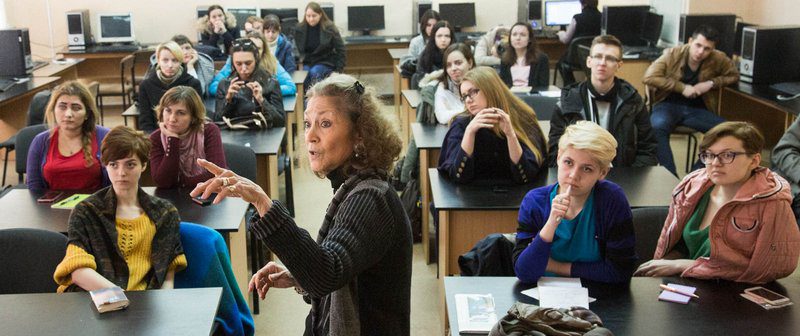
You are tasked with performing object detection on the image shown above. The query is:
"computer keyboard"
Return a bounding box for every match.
[91,44,141,53]
[771,82,800,97]
[534,30,558,39]
[345,35,385,43]
[0,78,17,92]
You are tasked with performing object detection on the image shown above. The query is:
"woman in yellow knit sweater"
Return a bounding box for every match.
[53,126,187,292]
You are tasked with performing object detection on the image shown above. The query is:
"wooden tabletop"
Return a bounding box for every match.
[0,77,60,105]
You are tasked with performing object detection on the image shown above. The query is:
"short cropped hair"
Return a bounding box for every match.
[591,35,623,58]
[306,74,402,176]
[155,41,184,64]
[692,25,720,43]
[558,121,618,168]
[156,86,207,134]
[581,0,599,8]
[699,121,764,155]
[170,34,192,47]
[101,126,151,166]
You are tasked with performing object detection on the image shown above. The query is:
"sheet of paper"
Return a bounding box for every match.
[538,286,590,309]
[658,283,696,304]
[521,277,596,303]
[510,86,532,93]
[540,90,561,98]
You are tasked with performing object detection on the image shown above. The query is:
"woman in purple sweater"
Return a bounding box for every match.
[149,86,227,188]
[514,121,637,284]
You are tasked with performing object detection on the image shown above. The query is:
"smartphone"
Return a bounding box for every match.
[192,194,216,206]
[37,190,64,203]
[745,286,790,305]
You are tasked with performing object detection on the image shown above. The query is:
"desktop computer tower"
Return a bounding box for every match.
[0,29,33,77]
[679,14,736,56]
[413,1,433,35]
[739,25,800,84]
[66,10,91,49]
[520,0,543,29]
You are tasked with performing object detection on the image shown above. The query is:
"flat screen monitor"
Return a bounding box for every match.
[261,8,299,21]
[602,6,650,46]
[544,0,581,27]
[228,8,258,32]
[96,13,135,44]
[680,14,737,56]
[197,7,208,18]
[439,3,476,29]
[321,4,334,21]
[347,6,385,34]
[642,12,664,45]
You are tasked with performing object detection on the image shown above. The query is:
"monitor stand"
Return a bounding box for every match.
[359,29,373,36]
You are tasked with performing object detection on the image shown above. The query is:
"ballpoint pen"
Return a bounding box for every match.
[660,284,700,299]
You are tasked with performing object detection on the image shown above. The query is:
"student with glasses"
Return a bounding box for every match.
[548,35,657,168]
[636,122,800,284]
[214,38,284,127]
[438,66,547,184]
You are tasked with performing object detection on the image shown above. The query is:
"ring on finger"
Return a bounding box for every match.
[228,185,236,193]
[221,177,229,187]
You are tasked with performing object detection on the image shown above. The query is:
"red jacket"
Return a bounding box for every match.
[653,167,800,284]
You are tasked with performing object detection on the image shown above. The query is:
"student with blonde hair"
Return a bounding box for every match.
[438,66,547,184]
[138,41,203,133]
[514,121,637,284]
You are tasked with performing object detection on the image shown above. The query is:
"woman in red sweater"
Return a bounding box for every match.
[149,86,227,188]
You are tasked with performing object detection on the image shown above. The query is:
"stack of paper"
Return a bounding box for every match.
[521,277,591,309]
[455,294,498,334]
[658,283,696,304]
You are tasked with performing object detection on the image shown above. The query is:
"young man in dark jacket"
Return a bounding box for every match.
[548,35,657,168]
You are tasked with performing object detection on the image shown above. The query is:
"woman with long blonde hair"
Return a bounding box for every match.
[438,66,547,184]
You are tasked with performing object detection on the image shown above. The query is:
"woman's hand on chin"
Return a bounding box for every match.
[190,158,273,216]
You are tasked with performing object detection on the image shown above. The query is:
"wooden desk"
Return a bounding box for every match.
[388,48,410,116]
[401,89,421,147]
[444,276,800,336]
[719,82,800,148]
[344,37,412,74]
[430,166,679,277]
[0,77,61,155]
[537,38,567,68]
[220,128,285,200]
[290,70,308,160]
[0,288,222,335]
[32,59,84,83]
[412,123,449,263]
[617,58,653,96]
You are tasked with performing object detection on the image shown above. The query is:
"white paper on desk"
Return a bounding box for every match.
[521,277,596,303]
[510,86,532,93]
[540,90,561,98]
[538,286,590,309]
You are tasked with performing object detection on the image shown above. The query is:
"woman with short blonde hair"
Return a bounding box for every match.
[515,121,637,284]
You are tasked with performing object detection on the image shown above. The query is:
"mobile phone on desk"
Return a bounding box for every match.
[745,286,791,305]
[37,190,64,203]
[192,193,217,206]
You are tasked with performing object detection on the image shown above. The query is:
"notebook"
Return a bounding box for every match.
[89,286,129,313]
[658,283,697,304]
[51,194,91,209]
[455,294,498,334]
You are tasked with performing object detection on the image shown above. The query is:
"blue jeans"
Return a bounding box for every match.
[651,101,725,176]
[304,64,335,88]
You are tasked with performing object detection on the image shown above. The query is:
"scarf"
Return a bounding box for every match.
[268,38,279,57]
[160,126,206,180]
[156,65,183,86]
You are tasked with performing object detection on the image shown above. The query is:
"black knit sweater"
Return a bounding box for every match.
[250,169,412,335]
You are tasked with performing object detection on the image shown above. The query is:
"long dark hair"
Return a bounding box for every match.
[438,43,475,83]
[419,9,441,40]
[502,22,542,66]
[418,21,455,73]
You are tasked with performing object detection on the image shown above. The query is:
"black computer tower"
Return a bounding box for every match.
[0,29,33,77]
[739,25,800,84]
[679,14,736,56]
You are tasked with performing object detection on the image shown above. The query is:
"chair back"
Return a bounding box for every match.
[631,206,669,267]
[27,90,52,126]
[15,124,48,181]
[0,228,68,294]
[566,36,595,68]
[131,49,154,94]
[222,143,257,181]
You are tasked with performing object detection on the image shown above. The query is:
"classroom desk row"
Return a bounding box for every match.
[444,276,800,335]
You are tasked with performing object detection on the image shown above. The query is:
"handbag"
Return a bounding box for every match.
[217,112,271,130]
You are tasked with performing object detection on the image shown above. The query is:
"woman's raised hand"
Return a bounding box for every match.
[248,261,296,300]
[189,158,273,215]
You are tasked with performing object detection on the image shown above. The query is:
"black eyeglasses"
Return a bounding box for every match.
[460,88,480,102]
[698,151,752,165]
[232,40,255,49]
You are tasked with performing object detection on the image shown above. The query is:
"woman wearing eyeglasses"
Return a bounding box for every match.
[214,38,284,127]
[438,66,547,184]
[635,122,800,284]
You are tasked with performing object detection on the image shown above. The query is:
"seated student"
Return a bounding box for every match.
[150,35,215,98]
[636,122,800,284]
[294,2,345,88]
[514,121,637,284]
[244,15,263,34]
[209,32,295,97]
[438,66,547,184]
[474,25,509,67]
[416,21,455,78]
[149,86,227,189]
[138,41,203,133]
[500,22,550,88]
[196,4,240,58]
[556,0,601,45]
[53,125,187,292]
[262,14,297,74]
[214,38,284,126]
[27,81,110,194]
[772,117,800,224]
[400,9,441,68]
[420,43,476,125]
[548,35,657,168]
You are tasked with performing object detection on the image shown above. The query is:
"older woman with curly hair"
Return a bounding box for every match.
[191,74,411,335]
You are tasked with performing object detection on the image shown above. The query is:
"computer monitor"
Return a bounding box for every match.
[95,12,135,44]
[260,8,299,21]
[439,3,476,30]
[642,12,664,46]
[544,0,582,27]
[196,6,208,18]
[321,3,334,21]
[679,14,737,56]
[347,6,385,35]
[228,8,258,32]
[602,6,650,46]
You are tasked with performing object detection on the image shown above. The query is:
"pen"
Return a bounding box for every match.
[59,194,80,205]
[660,284,700,299]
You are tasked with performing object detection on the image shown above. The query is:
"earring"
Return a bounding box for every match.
[354,143,366,159]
